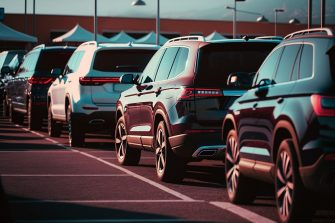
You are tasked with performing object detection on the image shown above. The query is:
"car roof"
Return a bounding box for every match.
[30,44,76,52]
[77,41,160,51]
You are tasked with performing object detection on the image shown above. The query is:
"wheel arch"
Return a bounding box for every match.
[272,120,301,166]
[153,105,172,138]
[222,114,237,144]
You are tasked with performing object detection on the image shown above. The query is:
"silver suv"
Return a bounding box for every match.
[47,41,158,146]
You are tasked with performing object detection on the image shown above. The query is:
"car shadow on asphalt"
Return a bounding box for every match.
[4,194,213,223]
[0,178,14,223]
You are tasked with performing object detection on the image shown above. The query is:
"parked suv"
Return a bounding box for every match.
[6,45,75,129]
[47,41,158,146]
[116,36,279,182]
[222,28,335,223]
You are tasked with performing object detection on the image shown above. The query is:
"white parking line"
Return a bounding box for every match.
[17,219,191,223]
[73,149,196,202]
[12,124,277,223]
[100,157,154,160]
[1,174,129,177]
[210,202,276,223]
[11,199,202,204]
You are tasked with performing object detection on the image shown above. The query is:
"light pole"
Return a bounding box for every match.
[132,0,160,45]
[94,0,97,41]
[33,0,36,37]
[24,0,27,34]
[226,0,246,39]
[274,8,284,36]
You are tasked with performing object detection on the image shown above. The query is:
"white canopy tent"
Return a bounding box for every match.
[205,31,227,41]
[134,32,168,45]
[0,22,37,42]
[109,31,135,43]
[52,24,110,43]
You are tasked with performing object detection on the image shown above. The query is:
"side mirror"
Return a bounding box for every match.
[1,66,12,76]
[227,72,255,89]
[120,73,137,85]
[254,78,273,97]
[257,78,273,87]
[51,68,63,77]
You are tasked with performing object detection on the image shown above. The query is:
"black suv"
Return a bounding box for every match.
[222,28,335,223]
[6,45,75,129]
[116,36,279,182]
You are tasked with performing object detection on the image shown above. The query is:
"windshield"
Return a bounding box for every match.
[93,49,156,72]
[196,42,278,89]
[35,50,74,76]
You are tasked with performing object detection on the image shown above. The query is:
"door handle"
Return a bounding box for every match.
[252,103,258,110]
[276,97,284,104]
[155,87,162,95]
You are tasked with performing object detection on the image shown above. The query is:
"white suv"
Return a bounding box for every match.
[47,41,159,146]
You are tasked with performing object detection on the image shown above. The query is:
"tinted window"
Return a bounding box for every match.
[330,44,335,81]
[155,47,179,82]
[291,46,302,81]
[65,51,84,75]
[255,47,283,85]
[274,44,301,84]
[18,52,39,73]
[35,50,74,76]
[299,44,313,79]
[169,47,189,79]
[93,49,156,73]
[139,49,165,84]
[196,42,279,88]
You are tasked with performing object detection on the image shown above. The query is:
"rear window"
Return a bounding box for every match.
[93,49,156,72]
[196,42,278,88]
[35,50,74,76]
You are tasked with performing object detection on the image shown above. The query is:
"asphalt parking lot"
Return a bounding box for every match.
[0,112,334,223]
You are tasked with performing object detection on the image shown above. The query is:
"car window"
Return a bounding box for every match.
[65,51,84,75]
[139,48,165,84]
[274,44,301,84]
[155,47,179,82]
[93,49,156,73]
[255,46,283,85]
[299,44,313,79]
[196,42,278,88]
[168,47,189,79]
[35,50,74,76]
[17,52,39,74]
[290,46,302,81]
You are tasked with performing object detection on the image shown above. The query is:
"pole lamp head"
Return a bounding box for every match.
[132,0,146,6]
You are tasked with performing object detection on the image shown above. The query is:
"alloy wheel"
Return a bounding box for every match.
[115,122,127,161]
[226,134,240,196]
[276,150,294,220]
[155,128,166,175]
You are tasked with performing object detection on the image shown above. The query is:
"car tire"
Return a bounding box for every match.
[275,139,314,223]
[28,99,42,130]
[2,95,9,117]
[115,117,141,165]
[48,104,61,137]
[67,104,84,147]
[154,121,185,183]
[225,129,256,204]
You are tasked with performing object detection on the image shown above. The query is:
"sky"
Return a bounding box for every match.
[1,0,335,25]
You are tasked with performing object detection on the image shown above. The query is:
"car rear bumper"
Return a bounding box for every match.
[71,111,116,133]
[169,132,225,160]
[300,154,335,195]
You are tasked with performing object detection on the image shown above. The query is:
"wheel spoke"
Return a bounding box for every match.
[160,153,165,168]
[226,166,234,181]
[115,138,121,144]
[284,193,289,217]
[286,190,292,206]
[284,155,290,177]
[287,182,294,190]
[226,153,234,164]
[277,186,286,199]
[121,135,127,141]
[276,168,286,184]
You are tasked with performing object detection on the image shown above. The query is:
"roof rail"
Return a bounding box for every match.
[32,44,45,50]
[255,36,283,40]
[284,28,334,39]
[167,35,205,44]
[79,41,98,47]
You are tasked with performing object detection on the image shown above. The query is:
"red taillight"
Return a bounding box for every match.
[28,77,55,85]
[79,77,120,86]
[179,88,223,99]
[311,94,335,117]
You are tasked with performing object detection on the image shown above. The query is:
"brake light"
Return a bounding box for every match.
[324,153,335,161]
[311,94,335,117]
[79,77,120,86]
[28,77,55,85]
[179,88,223,99]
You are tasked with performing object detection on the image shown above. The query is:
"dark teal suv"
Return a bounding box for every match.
[222,28,335,223]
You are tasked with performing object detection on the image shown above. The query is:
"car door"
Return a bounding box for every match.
[236,46,284,162]
[124,48,165,141]
[51,51,84,118]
